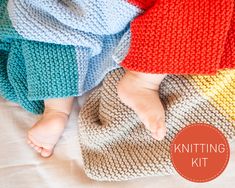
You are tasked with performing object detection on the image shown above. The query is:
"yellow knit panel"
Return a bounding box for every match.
[190,69,235,122]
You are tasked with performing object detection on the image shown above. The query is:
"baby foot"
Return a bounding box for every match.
[27,110,69,157]
[117,71,167,140]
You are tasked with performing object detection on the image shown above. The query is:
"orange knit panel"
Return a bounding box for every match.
[221,1,235,70]
[124,0,235,74]
[128,0,156,10]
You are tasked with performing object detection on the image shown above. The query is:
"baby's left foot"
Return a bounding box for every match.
[117,70,167,140]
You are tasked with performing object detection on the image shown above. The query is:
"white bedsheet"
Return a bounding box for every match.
[0,96,234,188]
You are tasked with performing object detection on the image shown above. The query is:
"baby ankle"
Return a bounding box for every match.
[124,71,165,90]
[43,108,70,118]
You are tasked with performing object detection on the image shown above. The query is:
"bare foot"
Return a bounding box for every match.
[117,70,167,140]
[27,109,69,157]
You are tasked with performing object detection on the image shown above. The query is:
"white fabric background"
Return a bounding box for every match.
[0,96,234,188]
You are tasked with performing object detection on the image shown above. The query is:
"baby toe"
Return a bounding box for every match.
[27,134,42,148]
[27,139,32,145]
[33,145,42,153]
[29,142,35,148]
[28,142,40,152]
[151,126,167,140]
[145,115,164,130]
[41,148,53,158]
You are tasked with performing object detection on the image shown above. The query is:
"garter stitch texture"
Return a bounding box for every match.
[1,0,234,114]
[78,68,235,181]
[123,0,235,74]
[0,0,139,114]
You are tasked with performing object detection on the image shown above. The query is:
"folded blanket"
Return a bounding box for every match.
[78,68,235,181]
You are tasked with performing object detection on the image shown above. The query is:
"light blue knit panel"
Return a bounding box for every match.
[7,0,140,56]
[112,29,131,64]
[82,32,124,93]
[26,0,138,34]
[6,0,140,99]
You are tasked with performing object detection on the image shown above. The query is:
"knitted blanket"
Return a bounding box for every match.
[122,0,235,74]
[0,0,139,114]
[78,68,235,181]
[1,0,234,114]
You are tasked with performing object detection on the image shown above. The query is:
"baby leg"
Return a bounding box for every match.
[117,70,167,140]
[27,97,74,157]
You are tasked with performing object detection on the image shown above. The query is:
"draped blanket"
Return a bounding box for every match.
[1,0,234,114]
[0,0,139,113]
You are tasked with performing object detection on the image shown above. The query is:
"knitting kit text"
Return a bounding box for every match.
[170,123,229,182]
[173,143,226,168]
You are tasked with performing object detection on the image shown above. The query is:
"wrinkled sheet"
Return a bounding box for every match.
[0,96,234,188]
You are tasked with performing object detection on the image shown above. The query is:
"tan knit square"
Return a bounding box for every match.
[78,68,235,181]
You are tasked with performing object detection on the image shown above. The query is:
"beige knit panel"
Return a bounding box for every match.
[78,68,235,181]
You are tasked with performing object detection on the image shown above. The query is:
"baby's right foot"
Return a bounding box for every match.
[117,70,167,140]
[27,109,68,157]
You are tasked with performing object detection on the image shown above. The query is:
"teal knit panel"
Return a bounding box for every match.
[0,0,22,41]
[7,40,44,114]
[22,40,79,100]
[0,42,18,102]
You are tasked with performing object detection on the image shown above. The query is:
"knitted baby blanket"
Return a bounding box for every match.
[78,68,235,181]
[0,0,139,114]
[1,0,234,114]
[122,0,235,74]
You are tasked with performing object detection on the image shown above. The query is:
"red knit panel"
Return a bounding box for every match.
[220,1,235,70]
[122,0,234,74]
[127,0,155,10]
